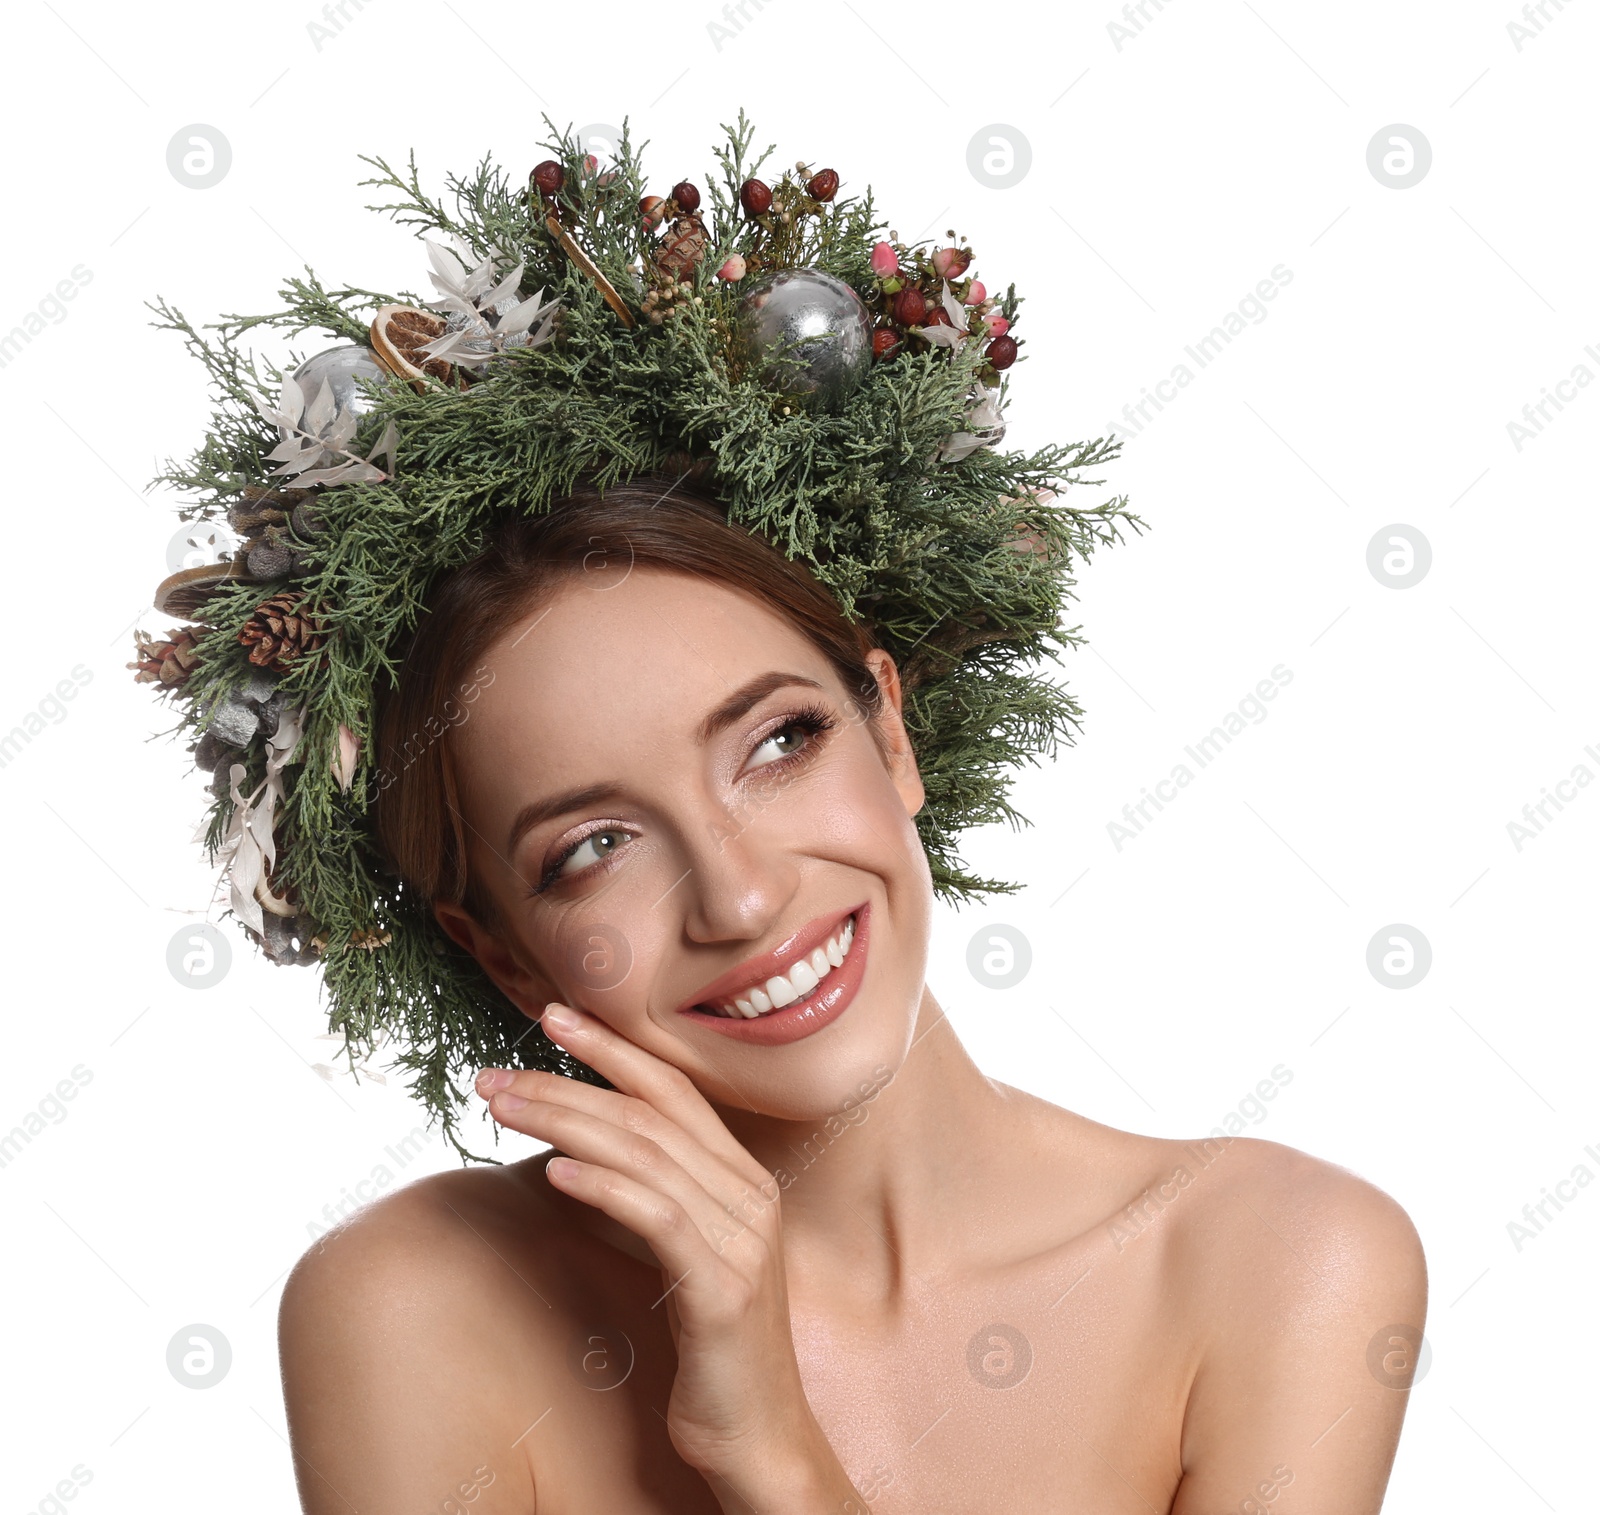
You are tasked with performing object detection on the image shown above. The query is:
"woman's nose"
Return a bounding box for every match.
[676,799,804,947]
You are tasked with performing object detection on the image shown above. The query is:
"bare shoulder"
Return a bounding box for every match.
[1164,1134,1427,1315]
[1154,1136,1429,1514]
[278,1160,560,1514]
[278,1158,540,1311]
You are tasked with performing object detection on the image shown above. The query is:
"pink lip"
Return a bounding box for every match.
[677,901,871,1047]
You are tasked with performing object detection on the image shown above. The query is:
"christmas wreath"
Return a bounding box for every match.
[133,112,1144,1160]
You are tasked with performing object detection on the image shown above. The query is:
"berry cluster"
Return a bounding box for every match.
[866,235,1017,378]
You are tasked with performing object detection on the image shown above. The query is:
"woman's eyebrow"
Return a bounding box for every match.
[506,782,627,856]
[503,675,825,854]
[696,672,825,744]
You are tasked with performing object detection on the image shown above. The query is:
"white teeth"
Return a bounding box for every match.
[711,912,859,1019]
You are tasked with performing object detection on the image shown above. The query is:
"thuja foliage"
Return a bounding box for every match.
[146,111,1144,1161]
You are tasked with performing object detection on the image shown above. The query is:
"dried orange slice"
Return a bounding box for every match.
[153,561,246,620]
[370,304,461,388]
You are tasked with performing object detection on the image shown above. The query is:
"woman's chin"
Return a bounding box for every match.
[696,1017,910,1127]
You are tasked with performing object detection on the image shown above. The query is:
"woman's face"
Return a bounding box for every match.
[434,564,933,1121]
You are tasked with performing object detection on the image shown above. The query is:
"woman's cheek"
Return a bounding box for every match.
[531,861,673,1014]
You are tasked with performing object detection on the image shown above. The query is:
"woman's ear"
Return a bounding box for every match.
[863,648,925,819]
[432,899,556,1022]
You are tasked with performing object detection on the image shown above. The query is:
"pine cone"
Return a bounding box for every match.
[654,214,707,280]
[238,592,328,669]
[128,626,207,689]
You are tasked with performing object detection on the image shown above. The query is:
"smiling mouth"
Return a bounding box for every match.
[698,911,859,1020]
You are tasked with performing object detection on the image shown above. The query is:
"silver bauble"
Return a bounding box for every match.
[286,345,389,433]
[735,269,873,410]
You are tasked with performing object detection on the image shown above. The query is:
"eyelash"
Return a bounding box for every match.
[527,702,838,895]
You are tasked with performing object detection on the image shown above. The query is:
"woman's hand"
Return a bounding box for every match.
[475,1002,867,1515]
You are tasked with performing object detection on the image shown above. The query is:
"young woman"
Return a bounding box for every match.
[278,479,1427,1514]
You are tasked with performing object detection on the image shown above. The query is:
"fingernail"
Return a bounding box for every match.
[493,1091,530,1112]
[475,1067,515,1094]
[542,1003,580,1034]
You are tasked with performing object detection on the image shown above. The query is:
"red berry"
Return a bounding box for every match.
[671,180,701,213]
[532,160,564,196]
[740,178,773,217]
[806,168,839,202]
[926,307,953,327]
[986,334,1018,370]
[893,287,927,326]
[871,328,901,360]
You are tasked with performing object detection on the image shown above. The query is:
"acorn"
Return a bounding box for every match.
[892,287,927,326]
[671,180,701,213]
[739,177,773,217]
[986,334,1019,370]
[640,194,667,230]
[531,160,565,197]
[806,168,839,202]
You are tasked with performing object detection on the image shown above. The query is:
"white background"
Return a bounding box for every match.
[1,0,1595,1509]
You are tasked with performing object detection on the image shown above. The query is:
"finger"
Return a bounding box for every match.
[537,1004,771,1183]
[481,1068,778,1220]
[489,1096,739,1240]
[543,1154,731,1289]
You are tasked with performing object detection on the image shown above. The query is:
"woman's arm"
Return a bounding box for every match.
[1170,1143,1429,1514]
[278,1183,540,1513]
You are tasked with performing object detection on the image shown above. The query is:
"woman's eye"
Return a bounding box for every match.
[749,721,813,770]
[555,828,631,878]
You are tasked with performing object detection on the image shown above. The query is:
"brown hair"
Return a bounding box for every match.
[371,477,885,929]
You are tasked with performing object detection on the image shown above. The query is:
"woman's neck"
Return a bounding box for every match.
[717,987,1032,1309]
